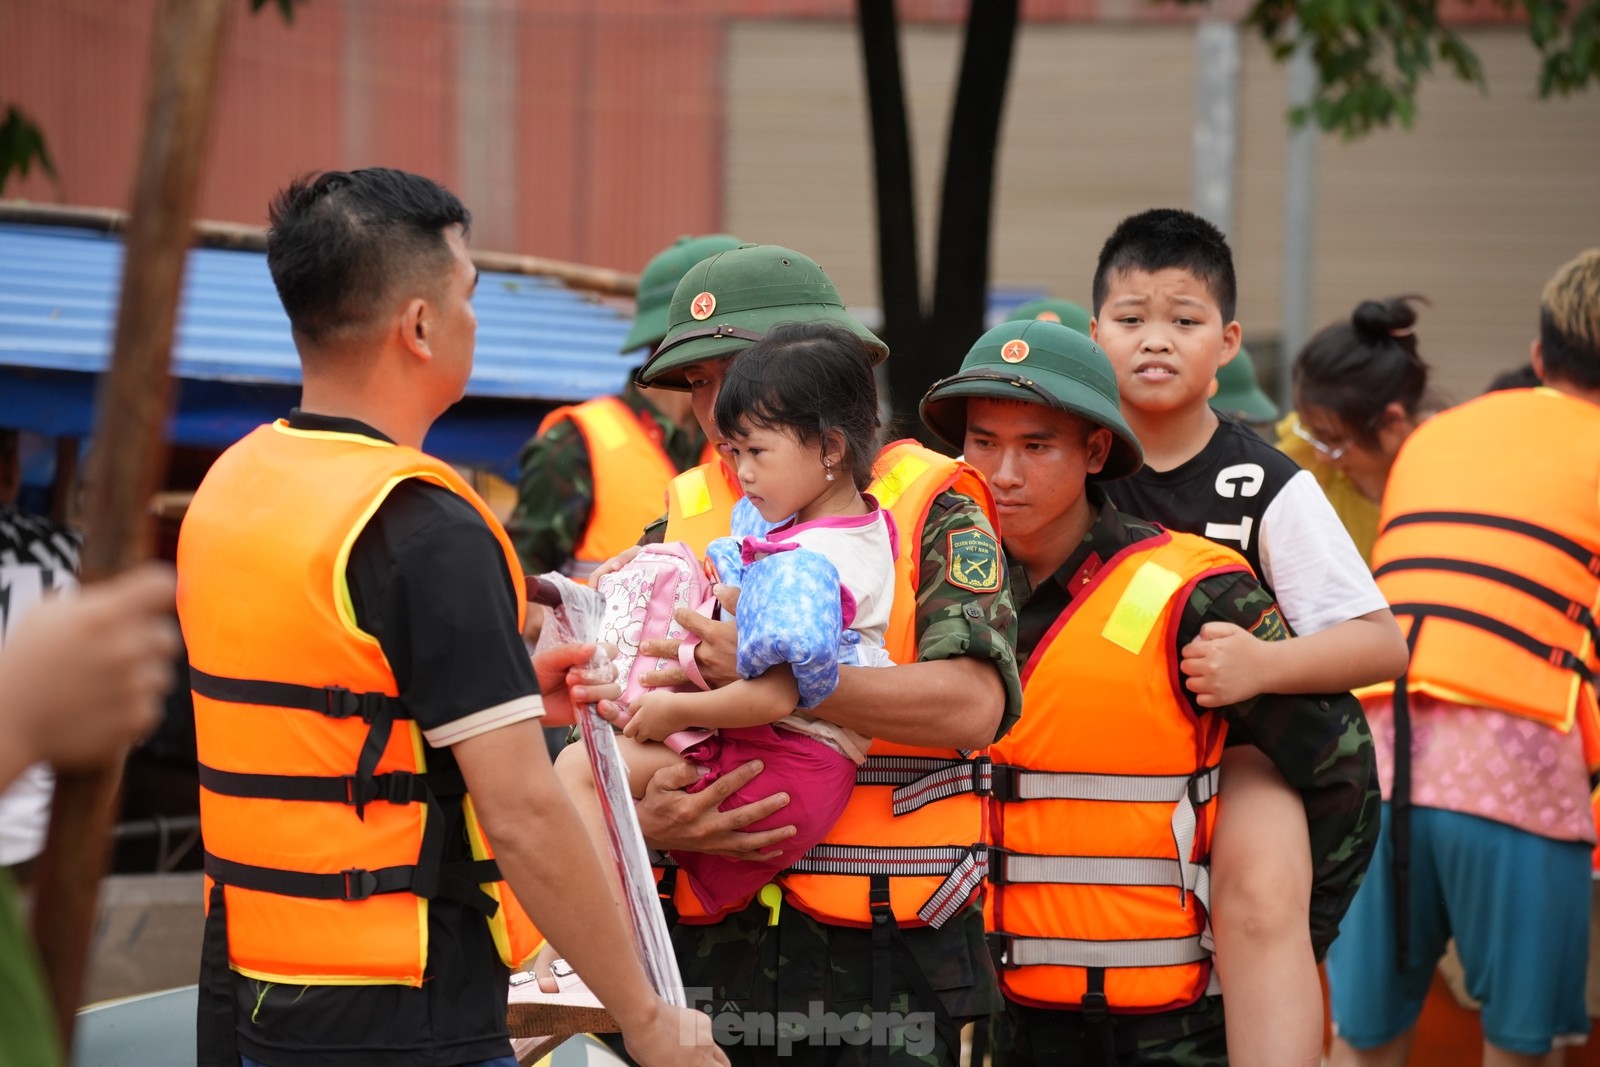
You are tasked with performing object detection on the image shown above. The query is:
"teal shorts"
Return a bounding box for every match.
[1325,803,1592,1055]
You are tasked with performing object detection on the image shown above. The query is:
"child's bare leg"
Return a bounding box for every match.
[1328,1033,1414,1067]
[553,740,631,919]
[1211,745,1321,1067]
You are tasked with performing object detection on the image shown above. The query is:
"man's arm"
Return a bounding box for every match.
[1185,571,1381,955]
[509,419,593,574]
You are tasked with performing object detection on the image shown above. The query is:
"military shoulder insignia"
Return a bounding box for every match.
[946,526,1002,593]
[1247,605,1290,643]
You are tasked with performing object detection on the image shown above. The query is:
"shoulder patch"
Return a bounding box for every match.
[946,526,1002,593]
[1247,604,1290,643]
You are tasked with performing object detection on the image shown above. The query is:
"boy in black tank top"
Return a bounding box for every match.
[1090,210,1404,1067]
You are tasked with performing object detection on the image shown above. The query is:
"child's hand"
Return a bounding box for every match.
[622,690,693,743]
[1180,622,1270,707]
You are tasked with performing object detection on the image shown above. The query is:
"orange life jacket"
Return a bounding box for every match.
[1361,388,1600,767]
[179,420,541,986]
[664,456,745,557]
[663,440,1002,929]
[539,396,717,578]
[986,532,1248,1013]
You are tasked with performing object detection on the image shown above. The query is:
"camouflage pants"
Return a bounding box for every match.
[989,996,1228,1067]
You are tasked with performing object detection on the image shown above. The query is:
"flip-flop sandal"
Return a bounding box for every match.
[507,957,618,1041]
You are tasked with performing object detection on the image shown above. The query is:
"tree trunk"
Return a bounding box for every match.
[854,0,927,429]
[926,0,1020,406]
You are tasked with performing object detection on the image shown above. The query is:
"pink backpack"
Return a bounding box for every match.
[595,542,716,716]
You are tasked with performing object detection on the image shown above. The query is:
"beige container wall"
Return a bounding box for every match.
[726,21,1600,403]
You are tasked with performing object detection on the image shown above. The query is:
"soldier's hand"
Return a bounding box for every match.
[590,545,643,584]
[635,758,795,860]
[639,598,739,690]
[1180,621,1269,707]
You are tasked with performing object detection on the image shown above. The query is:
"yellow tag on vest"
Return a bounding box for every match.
[587,407,629,452]
[871,454,933,510]
[674,468,713,518]
[1102,561,1185,654]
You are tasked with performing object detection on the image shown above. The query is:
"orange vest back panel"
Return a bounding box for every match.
[179,421,539,985]
[987,532,1247,1013]
[1366,388,1600,760]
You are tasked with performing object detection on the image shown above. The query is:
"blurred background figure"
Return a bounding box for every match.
[1211,343,1281,438]
[1486,362,1543,392]
[1004,296,1092,336]
[510,234,740,583]
[1278,297,1442,563]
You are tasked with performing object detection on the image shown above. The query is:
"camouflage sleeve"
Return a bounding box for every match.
[507,418,594,574]
[914,490,1023,743]
[1182,571,1381,959]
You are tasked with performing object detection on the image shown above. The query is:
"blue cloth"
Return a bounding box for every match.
[1325,802,1592,1055]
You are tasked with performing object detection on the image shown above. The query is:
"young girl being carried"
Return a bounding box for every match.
[554,321,895,917]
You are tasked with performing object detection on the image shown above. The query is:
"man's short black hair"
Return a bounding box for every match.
[1092,209,1238,323]
[266,168,470,347]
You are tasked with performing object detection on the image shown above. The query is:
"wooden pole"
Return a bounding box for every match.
[29,0,234,1053]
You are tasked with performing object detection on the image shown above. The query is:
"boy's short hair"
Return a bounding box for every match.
[1538,249,1600,392]
[266,168,471,349]
[1092,209,1238,323]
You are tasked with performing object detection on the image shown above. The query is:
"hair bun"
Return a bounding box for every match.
[1351,296,1421,345]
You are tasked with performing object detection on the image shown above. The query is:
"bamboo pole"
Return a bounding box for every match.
[29,0,234,1053]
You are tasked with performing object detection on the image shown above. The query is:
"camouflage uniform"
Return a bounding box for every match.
[644,489,1022,1066]
[989,489,1380,1067]
[509,382,708,574]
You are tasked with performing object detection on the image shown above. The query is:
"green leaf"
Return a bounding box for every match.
[0,105,57,196]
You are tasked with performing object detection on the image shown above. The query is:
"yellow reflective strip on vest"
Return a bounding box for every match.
[674,467,713,519]
[584,403,631,453]
[871,454,934,510]
[1101,562,1186,654]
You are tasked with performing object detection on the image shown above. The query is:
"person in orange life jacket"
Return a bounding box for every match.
[177,169,724,1067]
[1089,210,1404,1067]
[580,244,1023,1067]
[510,235,740,582]
[919,319,1379,1067]
[0,564,179,1067]
[1323,249,1600,1067]
[555,322,899,923]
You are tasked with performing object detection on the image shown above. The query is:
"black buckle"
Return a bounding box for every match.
[971,754,993,798]
[1188,771,1217,807]
[323,686,360,718]
[383,771,417,805]
[986,932,1016,970]
[869,878,891,924]
[1081,990,1109,1024]
[985,845,1010,886]
[341,868,378,901]
[988,763,1020,803]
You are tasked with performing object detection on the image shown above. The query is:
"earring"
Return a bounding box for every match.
[824,462,835,482]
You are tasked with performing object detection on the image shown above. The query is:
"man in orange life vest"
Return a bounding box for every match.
[510,235,739,580]
[1324,249,1600,1065]
[604,243,1023,1066]
[177,169,723,1067]
[918,319,1378,1065]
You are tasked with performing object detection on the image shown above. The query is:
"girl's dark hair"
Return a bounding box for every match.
[714,322,882,491]
[1293,295,1431,447]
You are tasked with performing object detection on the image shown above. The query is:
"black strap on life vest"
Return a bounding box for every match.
[193,668,499,916]
[1389,616,1423,974]
[1376,558,1600,651]
[867,873,962,1067]
[1388,603,1595,681]
[1383,511,1600,575]
[196,880,239,1067]
[1082,966,1116,1063]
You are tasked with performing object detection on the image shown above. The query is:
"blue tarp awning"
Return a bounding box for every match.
[0,222,637,476]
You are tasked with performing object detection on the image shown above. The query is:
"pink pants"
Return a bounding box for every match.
[672,723,856,916]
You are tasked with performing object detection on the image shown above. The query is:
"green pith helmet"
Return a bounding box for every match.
[920,319,1144,480]
[636,243,887,389]
[622,233,744,353]
[1211,344,1280,423]
[1005,297,1092,337]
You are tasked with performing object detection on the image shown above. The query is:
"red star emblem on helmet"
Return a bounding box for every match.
[1001,339,1030,363]
[690,291,717,321]
[1036,311,1061,323]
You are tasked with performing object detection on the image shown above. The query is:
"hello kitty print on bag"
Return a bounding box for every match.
[594,542,715,710]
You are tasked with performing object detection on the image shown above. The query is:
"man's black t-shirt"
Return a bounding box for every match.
[229,411,539,1067]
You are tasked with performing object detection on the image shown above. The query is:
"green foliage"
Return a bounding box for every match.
[1214,0,1600,135]
[0,106,56,196]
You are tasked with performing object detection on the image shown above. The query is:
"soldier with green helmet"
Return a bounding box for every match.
[919,320,1377,1066]
[509,234,740,578]
[1004,297,1093,337]
[618,243,1022,1067]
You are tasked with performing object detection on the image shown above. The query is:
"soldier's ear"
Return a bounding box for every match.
[1084,428,1113,476]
